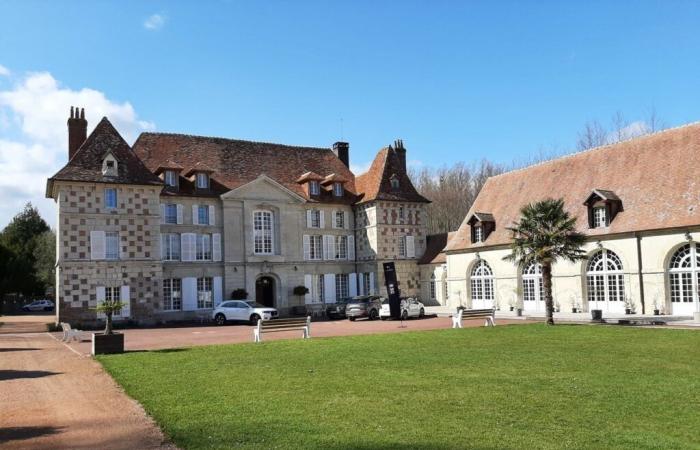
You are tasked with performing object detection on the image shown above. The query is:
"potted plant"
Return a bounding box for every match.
[652,296,661,315]
[231,288,248,300]
[92,297,126,355]
[509,298,516,312]
[293,285,309,305]
[624,298,634,315]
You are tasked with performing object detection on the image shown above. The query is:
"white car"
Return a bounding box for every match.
[212,300,278,325]
[22,299,55,312]
[380,298,425,320]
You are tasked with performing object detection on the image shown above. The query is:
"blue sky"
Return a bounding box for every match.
[0,1,699,226]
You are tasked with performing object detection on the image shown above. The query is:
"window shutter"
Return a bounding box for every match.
[160,234,166,260]
[303,235,310,260]
[212,233,222,262]
[160,204,165,224]
[331,211,337,229]
[96,286,106,319]
[304,274,313,304]
[90,231,106,260]
[349,273,358,297]
[181,233,195,261]
[369,272,375,295]
[213,276,223,306]
[192,205,199,225]
[344,211,350,229]
[358,273,365,295]
[182,277,197,311]
[348,235,355,260]
[406,235,415,258]
[470,224,476,244]
[324,235,335,260]
[319,210,325,228]
[120,285,131,318]
[306,210,312,228]
[209,205,215,226]
[324,274,336,304]
[176,204,184,224]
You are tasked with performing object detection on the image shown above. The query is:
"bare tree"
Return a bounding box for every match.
[576,120,608,151]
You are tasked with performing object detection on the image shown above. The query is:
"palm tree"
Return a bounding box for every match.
[503,198,587,325]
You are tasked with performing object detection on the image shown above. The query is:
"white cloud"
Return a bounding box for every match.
[615,121,650,141]
[0,64,10,77]
[350,161,371,175]
[0,71,155,228]
[144,14,165,31]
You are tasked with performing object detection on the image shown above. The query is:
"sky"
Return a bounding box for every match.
[0,0,699,228]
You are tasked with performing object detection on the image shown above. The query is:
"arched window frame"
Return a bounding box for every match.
[470,260,494,302]
[668,243,700,305]
[522,262,543,304]
[586,249,625,305]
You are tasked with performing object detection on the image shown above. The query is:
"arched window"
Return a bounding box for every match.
[470,260,494,307]
[586,249,624,312]
[522,262,543,310]
[668,243,700,314]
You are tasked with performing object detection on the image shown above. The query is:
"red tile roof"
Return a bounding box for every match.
[355,146,430,204]
[446,122,700,252]
[418,232,456,265]
[132,132,357,203]
[46,117,162,196]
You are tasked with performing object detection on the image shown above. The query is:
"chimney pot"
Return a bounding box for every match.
[67,107,88,160]
[332,141,350,168]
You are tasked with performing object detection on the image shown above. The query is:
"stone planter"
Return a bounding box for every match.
[694,312,700,323]
[590,309,603,321]
[92,332,124,355]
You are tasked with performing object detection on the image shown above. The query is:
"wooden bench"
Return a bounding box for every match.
[253,316,311,343]
[61,322,88,342]
[452,308,495,328]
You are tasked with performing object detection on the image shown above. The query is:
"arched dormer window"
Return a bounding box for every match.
[467,212,495,244]
[584,189,622,229]
[390,174,400,190]
[102,153,118,177]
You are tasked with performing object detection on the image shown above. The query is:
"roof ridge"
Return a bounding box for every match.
[138,131,333,152]
[490,120,700,180]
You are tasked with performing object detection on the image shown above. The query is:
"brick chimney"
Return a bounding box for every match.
[393,139,406,173]
[67,106,87,160]
[332,141,349,168]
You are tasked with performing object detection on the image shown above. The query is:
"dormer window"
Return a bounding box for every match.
[467,212,495,244]
[333,182,343,197]
[102,153,118,177]
[310,180,320,196]
[196,172,209,189]
[584,189,622,229]
[390,175,400,190]
[164,170,178,187]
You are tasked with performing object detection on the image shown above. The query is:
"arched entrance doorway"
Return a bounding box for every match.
[586,249,625,314]
[256,276,276,307]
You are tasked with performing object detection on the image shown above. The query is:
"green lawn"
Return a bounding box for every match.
[98,325,700,449]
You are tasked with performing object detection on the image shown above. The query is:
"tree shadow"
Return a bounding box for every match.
[0,370,61,381]
[0,426,62,442]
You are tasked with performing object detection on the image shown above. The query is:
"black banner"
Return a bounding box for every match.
[383,262,401,319]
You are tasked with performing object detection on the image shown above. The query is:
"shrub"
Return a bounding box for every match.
[293,286,309,297]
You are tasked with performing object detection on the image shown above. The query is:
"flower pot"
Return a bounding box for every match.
[92,332,124,355]
[515,308,522,317]
[572,308,577,313]
[625,308,632,315]
[509,306,514,312]
[653,309,660,316]
[590,309,603,321]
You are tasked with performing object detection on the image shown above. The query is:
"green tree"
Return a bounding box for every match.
[503,199,587,325]
[33,230,56,294]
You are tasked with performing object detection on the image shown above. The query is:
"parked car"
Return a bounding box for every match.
[380,298,425,320]
[345,295,383,321]
[326,297,354,319]
[212,300,278,325]
[21,299,54,312]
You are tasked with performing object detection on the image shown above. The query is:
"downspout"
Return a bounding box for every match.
[635,232,645,314]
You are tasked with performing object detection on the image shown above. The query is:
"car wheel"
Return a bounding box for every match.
[215,313,227,326]
[349,317,356,321]
[401,310,408,320]
[250,313,261,326]
[419,308,425,318]
[369,309,379,321]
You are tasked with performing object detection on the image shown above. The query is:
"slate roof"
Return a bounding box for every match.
[354,146,430,204]
[446,122,700,252]
[418,232,455,265]
[132,132,357,203]
[46,118,162,196]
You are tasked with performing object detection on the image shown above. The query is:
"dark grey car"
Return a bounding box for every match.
[326,297,353,319]
[345,295,383,321]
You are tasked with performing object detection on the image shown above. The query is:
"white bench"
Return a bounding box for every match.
[452,308,495,328]
[254,317,311,343]
[61,322,88,342]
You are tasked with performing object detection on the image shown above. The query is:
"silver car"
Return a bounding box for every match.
[380,298,425,320]
[22,299,55,312]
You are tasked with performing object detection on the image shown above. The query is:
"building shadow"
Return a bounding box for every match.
[0,370,61,381]
[0,348,41,352]
[0,426,62,443]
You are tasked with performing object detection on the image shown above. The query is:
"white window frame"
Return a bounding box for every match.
[104,188,117,209]
[310,209,321,228]
[429,274,436,300]
[253,210,274,255]
[669,243,700,311]
[197,277,213,309]
[162,233,181,261]
[398,236,406,258]
[309,235,323,260]
[105,232,119,260]
[196,234,212,261]
[198,205,210,226]
[471,260,494,302]
[335,235,348,260]
[335,274,349,300]
[316,275,325,303]
[196,172,209,189]
[335,210,345,229]
[333,182,343,197]
[165,170,178,187]
[309,180,320,195]
[162,278,182,311]
[474,225,484,243]
[586,249,625,308]
[593,206,607,228]
[164,204,178,224]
